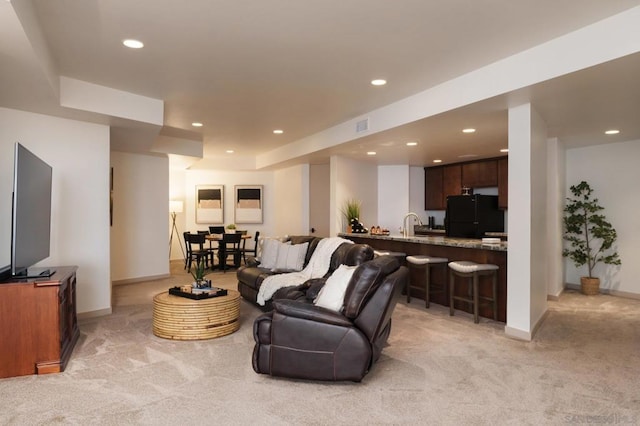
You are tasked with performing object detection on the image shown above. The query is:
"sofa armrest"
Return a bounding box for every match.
[245,256,260,267]
[273,299,352,328]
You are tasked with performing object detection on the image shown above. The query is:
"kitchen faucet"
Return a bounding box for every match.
[402,212,423,237]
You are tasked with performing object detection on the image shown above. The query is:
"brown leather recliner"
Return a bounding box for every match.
[252,255,407,382]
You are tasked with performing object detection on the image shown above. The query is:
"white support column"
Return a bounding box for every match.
[505,103,549,340]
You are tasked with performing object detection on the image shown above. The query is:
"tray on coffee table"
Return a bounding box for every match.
[168,286,228,300]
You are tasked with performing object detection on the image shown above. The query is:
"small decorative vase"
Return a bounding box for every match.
[580,276,600,295]
[192,279,209,289]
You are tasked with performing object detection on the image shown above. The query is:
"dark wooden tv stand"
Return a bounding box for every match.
[0,266,79,378]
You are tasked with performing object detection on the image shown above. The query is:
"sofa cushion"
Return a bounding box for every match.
[273,242,309,272]
[288,236,321,267]
[313,264,357,312]
[260,238,286,269]
[256,236,287,259]
[237,266,275,291]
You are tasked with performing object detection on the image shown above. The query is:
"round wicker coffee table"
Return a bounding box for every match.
[152,289,240,340]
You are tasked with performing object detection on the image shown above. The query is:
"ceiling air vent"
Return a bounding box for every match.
[356,118,369,133]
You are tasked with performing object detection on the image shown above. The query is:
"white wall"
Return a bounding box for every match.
[169,168,187,261]
[184,169,276,238]
[309,164,330,237]
[273,164,309,236]
[110,151,169,282]
[547,138,565,298]
[565,139,639,295]
[330,156,378,235]
[409,166,427,223]
[529,107,550,329]
[378,165,410,233]
[0,107,111,315]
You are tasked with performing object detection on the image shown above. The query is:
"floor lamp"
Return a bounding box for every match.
[169,200,185,260]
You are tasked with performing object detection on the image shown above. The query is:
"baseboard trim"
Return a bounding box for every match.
[504,325,532,341]
[547,288,563,301]
[564,283,640,300]
[78,307,112,320]
[112,273,170,286]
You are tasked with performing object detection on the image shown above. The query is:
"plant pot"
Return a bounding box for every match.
[580,276,600,295]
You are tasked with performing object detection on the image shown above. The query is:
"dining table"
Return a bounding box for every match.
[204,233,252,270]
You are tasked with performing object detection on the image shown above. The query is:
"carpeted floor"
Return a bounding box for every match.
[0,261,639,425]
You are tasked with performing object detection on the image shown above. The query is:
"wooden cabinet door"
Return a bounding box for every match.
[443,164,462,201]
[462,160,498,188]
[498,157,508,209]
[424,167,444,210]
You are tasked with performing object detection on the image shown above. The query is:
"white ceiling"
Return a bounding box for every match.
[2,0,640,168]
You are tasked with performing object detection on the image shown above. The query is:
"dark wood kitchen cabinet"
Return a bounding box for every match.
[425,167,444,210]
[442,164,462,201]
[462,159,498,188]
[425,164,461,210]
[425,157,507,210]
[498,157,508,209]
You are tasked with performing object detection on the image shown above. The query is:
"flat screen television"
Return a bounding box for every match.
[10,142,55,278]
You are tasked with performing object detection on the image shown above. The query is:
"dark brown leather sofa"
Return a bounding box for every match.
[252,255,407,382]
[236,235,374,310]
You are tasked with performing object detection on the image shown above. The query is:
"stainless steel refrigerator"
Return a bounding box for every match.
[445,194,504,238]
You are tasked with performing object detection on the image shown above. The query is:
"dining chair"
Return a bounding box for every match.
[184,232,211,271]
[197,230,218,268]
[208,226,225,235]
[241,231,260,265]
[218,233,242,273]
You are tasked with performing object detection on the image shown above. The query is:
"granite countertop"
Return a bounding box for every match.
[338,232,508,252]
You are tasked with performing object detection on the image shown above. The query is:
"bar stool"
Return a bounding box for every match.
[406,255,448,308]
[448,261,498,323]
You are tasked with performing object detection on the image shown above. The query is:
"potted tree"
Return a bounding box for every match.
[563,181,621,295]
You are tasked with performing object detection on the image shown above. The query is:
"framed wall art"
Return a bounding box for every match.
[196,185,224,224]
[234,185,263,224]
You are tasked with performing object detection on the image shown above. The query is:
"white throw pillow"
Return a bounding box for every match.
[273,242,309,272]
[257,236,289,258]
[260,238,285,269]
[313,264,357,312]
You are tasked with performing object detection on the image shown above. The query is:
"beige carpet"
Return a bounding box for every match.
[0,261,639,425]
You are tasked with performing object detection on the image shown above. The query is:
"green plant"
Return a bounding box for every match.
[563,181,621,278]
[190,258,208,282]
[226,223,236,230]
[341,198,361,222]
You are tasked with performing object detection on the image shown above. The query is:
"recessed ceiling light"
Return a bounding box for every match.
[367,151,377,156]
[605,129,620,135]
[500,148,509,153]
[191,122,203,127]
[371,79,387,86]
[273,129,284,134]
[123,39,144,49]
[462,128,476,133]
[226,150,234,154]
[433,159,442,163]
[406,141,418,146]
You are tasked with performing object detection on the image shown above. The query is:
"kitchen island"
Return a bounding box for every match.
[339,233,507,322]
